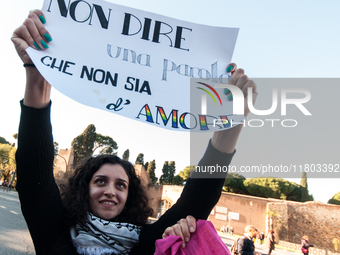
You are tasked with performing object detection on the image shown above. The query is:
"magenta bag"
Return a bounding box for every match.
[302,247,308,253]
[154,220,231,255]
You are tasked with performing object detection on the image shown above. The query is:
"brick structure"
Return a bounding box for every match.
[208,193,268,236]
[54,148,74,173]
[54,148,74,185]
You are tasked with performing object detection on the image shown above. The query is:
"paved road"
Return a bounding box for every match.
[0,189,35,255]
[0,188,300,255]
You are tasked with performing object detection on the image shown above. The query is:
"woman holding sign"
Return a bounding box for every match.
[12,10,257,255]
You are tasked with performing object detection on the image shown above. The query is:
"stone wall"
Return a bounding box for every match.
[279,240,340,255]
[268,201,340,252]
[208,192,269,235]
[161,185,184,205]
[147,185,184,218]
[54,148,74,185]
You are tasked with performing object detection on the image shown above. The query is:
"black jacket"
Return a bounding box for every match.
[238,235,255,255]
[16,101,235,255]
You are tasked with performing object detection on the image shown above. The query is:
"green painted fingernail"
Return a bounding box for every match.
[44,33,52,42]
[33,42,41,50]
[41,40,49,49]
[39,15,46,24]
[228,93,233,100]
[226,65,233,73]
[224,88,231,95]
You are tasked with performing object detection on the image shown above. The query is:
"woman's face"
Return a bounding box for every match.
[89,163,129,220]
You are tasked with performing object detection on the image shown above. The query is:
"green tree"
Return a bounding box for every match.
[72,124,97,165]
[135,153,144,165]
[328,192,340,205]
[122,149,130,161]
[300,171,308,188]
[0,136,9,144]
[224,173,247,194]
[160,161,175,185]
[54,142,59,156]
[144,162,149,172]
[179,165,196,181]
[71,124,118,165]
[0,144,16,184]
[299,171,312,202]
[244,178,299,200]
[244,178,313,202]
[146,160,158,185]
[172,175,184,185]
[94,134,118,155]
[53,141,59,168]
[168,161,176,184]
[0,144,14,165]
[159,161,169,184]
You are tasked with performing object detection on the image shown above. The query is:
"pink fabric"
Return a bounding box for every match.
[154,220,231,255]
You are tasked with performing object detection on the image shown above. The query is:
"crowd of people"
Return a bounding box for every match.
[0,180,13,191]
[220,225,234,236]
[229,225,314,255]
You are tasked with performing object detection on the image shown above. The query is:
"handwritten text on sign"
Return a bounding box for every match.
[27,0,243,131]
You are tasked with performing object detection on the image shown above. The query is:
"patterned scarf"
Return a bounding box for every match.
[70,213,141,255]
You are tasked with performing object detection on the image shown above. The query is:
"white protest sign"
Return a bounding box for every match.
[27,0,244,131]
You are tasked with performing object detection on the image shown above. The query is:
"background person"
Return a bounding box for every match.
[237,225,260,255]
[230,226,234,236]
[301,236,314,255]
[259,232,265,245]
[266,230,276,255]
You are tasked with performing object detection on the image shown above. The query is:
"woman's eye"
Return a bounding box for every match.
[117,183,126,189]
[95,179,105,185]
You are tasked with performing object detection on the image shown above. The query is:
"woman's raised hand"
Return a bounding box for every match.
[226,66,258,118]
[211,64,258,154]
[11,10,52,64]
[11,10,52,108]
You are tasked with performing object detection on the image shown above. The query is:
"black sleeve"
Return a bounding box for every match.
[15,101,66,254]
[131,140,235,255]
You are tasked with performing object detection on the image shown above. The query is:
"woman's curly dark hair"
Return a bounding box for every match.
[61,155,153,227]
